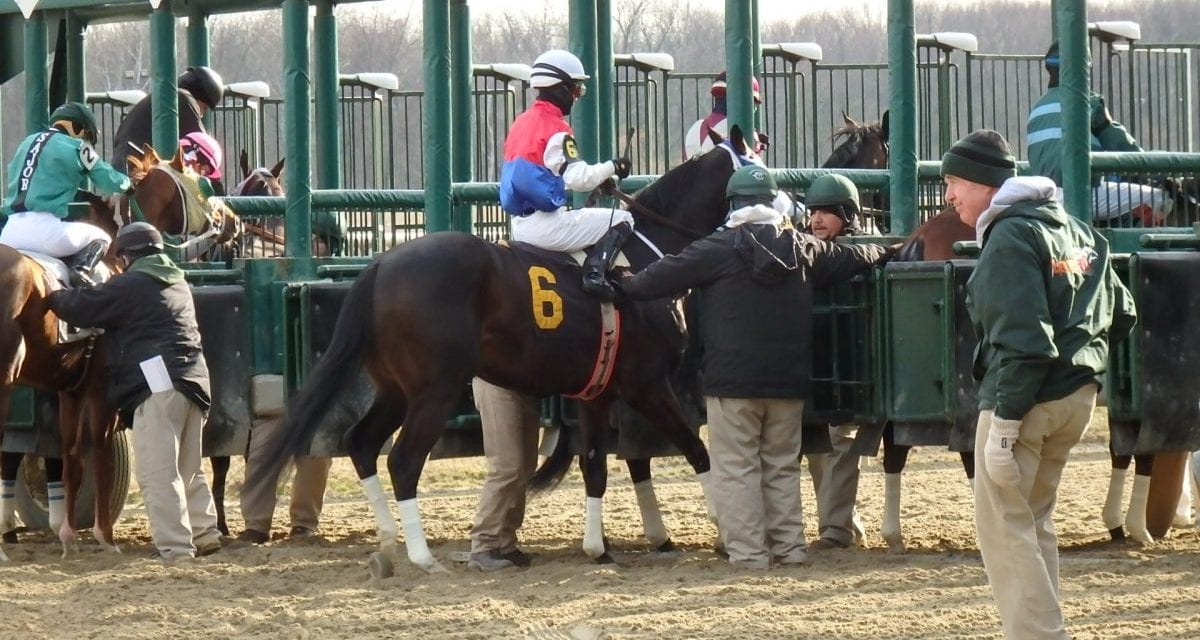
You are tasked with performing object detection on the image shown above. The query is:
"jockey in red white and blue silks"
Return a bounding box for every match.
[499,49,634,302]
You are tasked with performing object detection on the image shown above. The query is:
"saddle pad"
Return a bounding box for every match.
[499,239,629,269]
[17,250,103,344]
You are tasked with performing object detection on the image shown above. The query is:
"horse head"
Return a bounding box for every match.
[233,149,286,197]
[126,144,241,251]
[823,110,889,169]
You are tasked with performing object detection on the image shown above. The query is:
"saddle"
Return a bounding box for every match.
[18,250,107,344]
[500,240,631,270]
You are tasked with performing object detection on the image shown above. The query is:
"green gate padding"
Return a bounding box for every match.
[878,261,980,452]
[193,285,252,458]
[286,281,481,459]
[1115,252,1200,454]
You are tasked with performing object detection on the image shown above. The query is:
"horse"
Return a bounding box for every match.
[243,127,763,573]
[826,113,1184,550]
[229,150,342,258]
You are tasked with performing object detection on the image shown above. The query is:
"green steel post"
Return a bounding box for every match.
[887,0,918,236]
[750,0,761,132]
[314,0,341,190]
[596,0,614,161]
[1057,0,1091,222]
[568,0,599,163]
[282,0,313,262]
[65,12,85,103]
[724,0,755,139]
[149,4,178,160]
[186,7,211,130]
[24,12,48,133]
[1050,0,1059,40]
[450,0,473,233]
[423,0,453,232]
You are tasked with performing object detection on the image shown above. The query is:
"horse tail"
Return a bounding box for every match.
[528,420,573,494]
[242,260,381,503]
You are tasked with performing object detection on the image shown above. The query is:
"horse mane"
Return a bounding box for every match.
[823,120,885,168]
[126,145,185,182]
[633,147,728,220]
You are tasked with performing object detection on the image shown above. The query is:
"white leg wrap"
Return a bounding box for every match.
[360,476,398,548]
[1102,467,1128,531]
[47,481,65,534]
[633,480,669,547]
[882,473,904,551]
[1125,474,1153,545]
[582,497,606,559]
[0,480,17,533]
[397,498,438,570]
[697,471,719,525]
[1174,458,1193,528]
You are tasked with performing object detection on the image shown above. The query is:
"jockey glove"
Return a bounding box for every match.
[611,157,633,180]
[985,416,1022,488]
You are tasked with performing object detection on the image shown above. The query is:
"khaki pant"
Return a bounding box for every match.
[809,423,864,546]
[974,384,1097,640]
[470,378,540,555]
[241,416,332,533]
[706,396,807,568]
[132,389,220,560]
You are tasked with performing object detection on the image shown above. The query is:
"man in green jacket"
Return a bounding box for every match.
[942,130,1136,639]
[1027,43,1171,225]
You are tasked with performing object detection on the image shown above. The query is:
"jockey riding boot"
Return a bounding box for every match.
[582,222,633,302]
[68,239,108,288]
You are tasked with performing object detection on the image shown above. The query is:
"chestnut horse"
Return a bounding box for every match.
[244,128,764,573]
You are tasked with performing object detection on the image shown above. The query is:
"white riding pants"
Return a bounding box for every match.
[1092,181,1173,223]
[0,211,111,258]
[510,207,635,253]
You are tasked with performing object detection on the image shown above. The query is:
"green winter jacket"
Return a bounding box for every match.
[967,177,1137,421]
[2,129,131,220]
[1027,87,1140,187]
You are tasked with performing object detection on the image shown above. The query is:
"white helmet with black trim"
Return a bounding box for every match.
[530,49,590,89]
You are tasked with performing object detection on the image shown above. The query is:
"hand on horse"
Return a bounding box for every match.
[611,157,633,181]
[984,416,1022,488]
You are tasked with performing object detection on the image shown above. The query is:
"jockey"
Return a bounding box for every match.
[804,174,861,240]
[1028,42,1172,225]
[178,131,225,197]
[499,49,634,301]
[112,66,225,180]
[0,102,133,286]
[683,71,767,160]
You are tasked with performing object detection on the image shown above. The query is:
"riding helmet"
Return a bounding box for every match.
[806,174,861,216]
[49,102,99,145]
[179,131,224,179]
[114,222,165,255]
[530,50,590,89]
[178,66,225,109]
[725,165,778,209]
[711,71,762,104]
[1043,42,1092,73]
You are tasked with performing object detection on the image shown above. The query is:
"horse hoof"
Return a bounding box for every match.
[217,520,231,537]
[0,547,8,562]
[1108,527,1127,542]
[885,537,907,555]
[416,558,450,574]
[2,531,17,545]
[652,539,680,555]
[595,552,616,565]
[368,551,394,579]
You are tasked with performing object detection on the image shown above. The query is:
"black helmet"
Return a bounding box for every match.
[1044,42,1091,74]
[178,66,225,109]
[115,222,165,255]
[49,102,99,145]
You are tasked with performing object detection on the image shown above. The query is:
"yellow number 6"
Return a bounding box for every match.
[528,266,563,329]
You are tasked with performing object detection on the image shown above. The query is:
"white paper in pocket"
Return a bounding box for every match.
[139,355,173,393]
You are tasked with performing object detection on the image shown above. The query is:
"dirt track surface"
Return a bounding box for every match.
[2,409,1200,639]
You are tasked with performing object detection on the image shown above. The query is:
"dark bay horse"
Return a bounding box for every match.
[244,129,762,572]
[827,113,1177,549]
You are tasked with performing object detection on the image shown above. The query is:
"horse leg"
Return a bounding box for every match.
[625,458,674,553]
[1103,444,1133,541]
[386,386,457,573]
[577,400,615,563]
[881,423,908,554]
[87,401,120,552]
[209,456,231,536]
[44,456,64,537]
[57,393,85,557]
[1125,454,1155,545]
[0,450,21,545]
[345,394,406,558]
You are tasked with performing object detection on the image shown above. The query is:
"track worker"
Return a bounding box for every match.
[616,165,892,569]
[47,222,222,562]
[941,129,1136,638]
[499,48,633,301]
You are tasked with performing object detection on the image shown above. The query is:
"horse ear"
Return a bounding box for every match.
[842,111,858,127]
[240,150,250,178]
[728,124,747,154]
[705,128,724,146]
[270,158,286,178]
[169,148,185,172]
[142,143,159,165]
[880,110,890,141]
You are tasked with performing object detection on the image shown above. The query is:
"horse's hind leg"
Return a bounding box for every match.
[881,423,907,554]
[57,392,84,556]
[88,405,120,552]
[0,450,21,545]
[625,458,674,552]
[577,400,615,562]
[209,456,231,536]
[345,394,406,556]
[1125,454,1155,545]
[1103,444,1133,541]
[386,385,458,573]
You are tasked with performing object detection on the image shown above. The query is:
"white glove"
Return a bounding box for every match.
[985,416,1022,488]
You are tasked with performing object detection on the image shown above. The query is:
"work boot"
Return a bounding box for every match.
[67,239,108,287]
[582,222,633,302]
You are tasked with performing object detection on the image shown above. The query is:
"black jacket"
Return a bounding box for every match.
[110,89,207,172]
[48,255,211,423]
[621,214,891,399]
